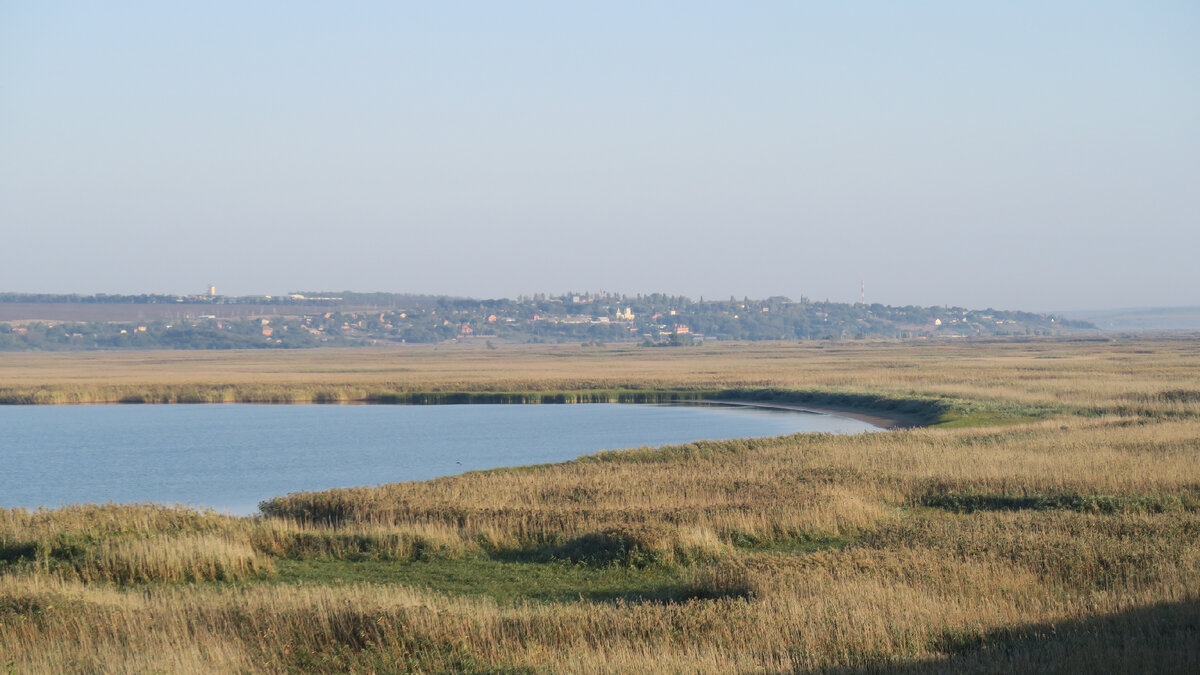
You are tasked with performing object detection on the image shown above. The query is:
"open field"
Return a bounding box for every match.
[2,337,1200,672]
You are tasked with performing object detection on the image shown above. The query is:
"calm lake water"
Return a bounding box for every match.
[0,403,877,515]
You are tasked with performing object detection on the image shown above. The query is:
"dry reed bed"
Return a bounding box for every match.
[260,417,1200,546]
[2,337,1200,672]
[5,416,1199,672]
[3,538,1197,673]
[2,337,1200,416]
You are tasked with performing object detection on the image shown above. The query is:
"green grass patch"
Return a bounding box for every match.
[929,399,1058,428]
[273,557,700,604]
[265,535,849,605]
[728,534,855,555]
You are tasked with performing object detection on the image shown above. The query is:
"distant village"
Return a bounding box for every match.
[0,290,1094,351]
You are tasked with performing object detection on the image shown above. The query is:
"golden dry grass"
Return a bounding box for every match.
[2,336,1199,673]
[0,336,1196,416]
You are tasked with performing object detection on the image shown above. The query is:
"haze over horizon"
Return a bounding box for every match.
[2,3,1197,313]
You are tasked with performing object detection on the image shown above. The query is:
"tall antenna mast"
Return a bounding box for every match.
[860,280,865,304]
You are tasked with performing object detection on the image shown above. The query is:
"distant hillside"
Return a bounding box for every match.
[1060,307,1200,332]
[0,292,1094,351]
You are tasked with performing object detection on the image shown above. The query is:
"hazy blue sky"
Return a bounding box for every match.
[2,2,1197,310]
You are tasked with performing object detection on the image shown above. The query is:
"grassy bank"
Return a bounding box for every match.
[2,337,1200,672]
[0,337,1195,419]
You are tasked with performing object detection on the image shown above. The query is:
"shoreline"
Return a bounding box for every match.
[702,399,924,430]
[0,393,929,429]
[0,393,921,425]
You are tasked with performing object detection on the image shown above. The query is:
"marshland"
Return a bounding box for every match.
[2,337,1199,673]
